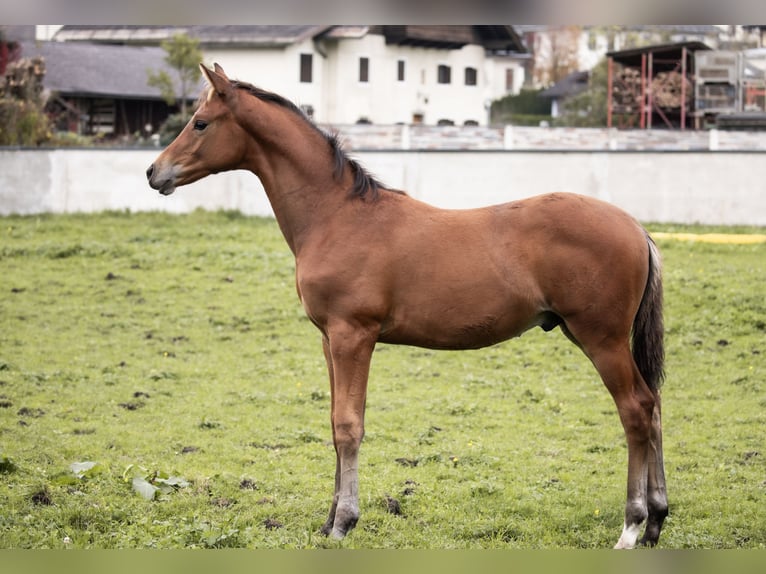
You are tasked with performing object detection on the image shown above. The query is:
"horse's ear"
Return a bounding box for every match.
[213,63,229,80]
[200,63,232,100]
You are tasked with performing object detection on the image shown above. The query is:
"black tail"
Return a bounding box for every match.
[632,236,665,390]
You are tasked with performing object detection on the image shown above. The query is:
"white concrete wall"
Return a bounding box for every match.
[2,148,765,225]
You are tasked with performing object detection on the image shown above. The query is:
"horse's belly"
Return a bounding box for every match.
[378,303,542,350]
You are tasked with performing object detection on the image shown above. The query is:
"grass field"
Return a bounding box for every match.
[0,210,764,548]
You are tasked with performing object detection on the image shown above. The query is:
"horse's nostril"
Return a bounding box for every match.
[146,164,154,181]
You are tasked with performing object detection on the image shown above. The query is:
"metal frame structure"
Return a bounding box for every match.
[607,42,711,130]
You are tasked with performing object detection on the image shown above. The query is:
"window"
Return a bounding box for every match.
[300,104,314,119]
[588,31,598,51]
[359,57,369,83]
[397,60,405,82]
[505,68,515,92]
[437,64,451,84]
[464,67,477,86]
[300,53,313,83]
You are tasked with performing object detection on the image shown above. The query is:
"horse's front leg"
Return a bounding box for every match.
[320,323,377,539]
[319,336,340,536]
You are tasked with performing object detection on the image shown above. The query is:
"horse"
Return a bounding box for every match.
[147,63,668,549]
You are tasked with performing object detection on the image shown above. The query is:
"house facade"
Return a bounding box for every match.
[50,25,528,127]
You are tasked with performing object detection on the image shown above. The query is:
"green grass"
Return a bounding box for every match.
[0,211,764,548]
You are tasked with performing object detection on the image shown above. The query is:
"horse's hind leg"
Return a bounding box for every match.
[562,321,666,545]
[575,337,657,549]
[640,395,668,546]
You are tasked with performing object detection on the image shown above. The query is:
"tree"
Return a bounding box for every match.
[554,58,609,127]
[0,53,51,146]
[147,34,202,119]
[530,26,582,88]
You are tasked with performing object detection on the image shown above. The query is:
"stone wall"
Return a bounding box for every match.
[333,124,766,151]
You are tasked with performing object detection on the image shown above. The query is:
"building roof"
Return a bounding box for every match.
[371,25,525,52]
[54,25,526,53]
[606,41,712,71]
[19,40,203,100]
[539,70,590,99]
[54,25,331,48]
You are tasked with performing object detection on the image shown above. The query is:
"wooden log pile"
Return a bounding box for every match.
[611,67,692,110]
[611,67,641,111]
[651,71,692,108]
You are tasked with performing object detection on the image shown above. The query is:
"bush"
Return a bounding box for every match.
[502,113,553,127]
[158,113,189,146]
[0,56,51,146]
[47,131,100,147]
[0,99,51,146]
[491,89,551,125]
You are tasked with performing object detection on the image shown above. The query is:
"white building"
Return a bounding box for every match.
[49,25,528,127]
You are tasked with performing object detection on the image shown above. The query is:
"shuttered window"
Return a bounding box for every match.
[464,67,477,86]
[300,53,312,83]
[437,64,451,84]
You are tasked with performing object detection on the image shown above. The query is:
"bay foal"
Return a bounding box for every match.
[147,64,668,548]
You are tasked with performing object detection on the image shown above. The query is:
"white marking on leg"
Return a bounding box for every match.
[614,522,642,549]
[330,453,360,538]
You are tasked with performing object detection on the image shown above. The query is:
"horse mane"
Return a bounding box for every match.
[231,80,396,201]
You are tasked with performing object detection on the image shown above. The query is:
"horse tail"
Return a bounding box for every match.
[632,235,665,391]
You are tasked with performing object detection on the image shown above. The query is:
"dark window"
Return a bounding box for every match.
[300,53,313,83]
[397,60,405,81]
[359,57,369,82]
[505,68,515,91]
[437,64,451,84]
[464,67,477,86]
[300,104,314,119]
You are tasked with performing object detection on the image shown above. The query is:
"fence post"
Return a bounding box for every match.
[709,128,719,151]
[503,125,514,150]
[401,124,411,150]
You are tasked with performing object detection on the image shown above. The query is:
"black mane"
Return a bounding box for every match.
[231,81,394,201]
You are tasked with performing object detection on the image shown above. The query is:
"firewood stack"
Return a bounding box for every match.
[611,68,642,112]
[611,68,693,110]
[651,71,692,108]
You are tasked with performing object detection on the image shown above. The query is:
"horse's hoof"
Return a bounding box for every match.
[330,527,347,540]
[329,506,359,539]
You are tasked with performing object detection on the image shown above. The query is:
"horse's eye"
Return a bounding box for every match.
[193,119,208,131]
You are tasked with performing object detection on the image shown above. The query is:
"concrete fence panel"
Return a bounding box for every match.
[1,148,765,225]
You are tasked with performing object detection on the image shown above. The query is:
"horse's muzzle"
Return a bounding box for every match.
[146,163,176,196]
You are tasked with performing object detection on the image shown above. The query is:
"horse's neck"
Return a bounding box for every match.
[241,113,346,254]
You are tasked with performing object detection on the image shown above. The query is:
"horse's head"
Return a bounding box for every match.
[146,63,247,195]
